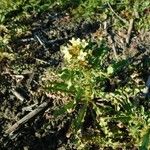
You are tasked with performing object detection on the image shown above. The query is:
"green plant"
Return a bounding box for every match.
[0,25,14,61]
[44,38,150,149]
[71,0,150,31]
[0,0,60,23]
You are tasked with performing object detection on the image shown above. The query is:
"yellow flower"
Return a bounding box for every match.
[61,46,72,62]
[69,38,88,48]
[68,45,80,56]
[61,38,88,62]
[77,50,87,61]
[81,39,88,48]
[69,38,81,47]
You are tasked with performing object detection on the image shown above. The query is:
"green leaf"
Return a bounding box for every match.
[46,81,75,93]
[53,101,75,117]
[140,128,150,150]
[111,59,130,74]
[93,103,102,116]
[59,69,72,81]
[72,104,87,132]
[88,42,109,68]
[49,82,68,91]
[75,86,85,101]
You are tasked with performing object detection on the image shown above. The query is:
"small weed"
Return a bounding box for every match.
[44,38,150,149]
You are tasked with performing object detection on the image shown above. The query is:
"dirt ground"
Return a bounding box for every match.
[0,8,150,150]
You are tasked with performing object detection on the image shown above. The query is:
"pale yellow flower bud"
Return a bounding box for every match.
[81,39,88,48]
[61,46,72,62]
[69,38,81,46]
[77,51,87,61]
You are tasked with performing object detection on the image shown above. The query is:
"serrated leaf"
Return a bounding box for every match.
[46,81,75,93]
[93,103,102,116]
[49,82,67,91]
[53,101,75,117]
[75,86,84,101]
[72,104,87,132]
[59,69,72,80]
[140,128,150,150]
[111,59,130,74]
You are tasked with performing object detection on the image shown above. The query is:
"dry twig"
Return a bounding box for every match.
[6,101,51,134]
[126,18,134,46]
[112,43,118,60]
[35,34,46,49]
[104,21,118,60]
[107,2,128,24]
[11,88,25,102]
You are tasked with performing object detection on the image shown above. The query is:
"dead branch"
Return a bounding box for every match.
[107,2,128,24]
[5,101,50,135]
[112,43,118,60]
[105,20,118,60]
[126,18,134,46]
[11,88,25,102]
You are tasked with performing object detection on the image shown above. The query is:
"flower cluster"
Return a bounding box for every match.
[61,38,88,63]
